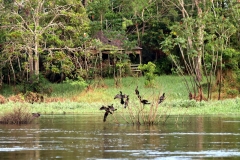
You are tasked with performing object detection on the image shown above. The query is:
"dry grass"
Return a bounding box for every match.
[0,94,7,104]
[0,105,36,125]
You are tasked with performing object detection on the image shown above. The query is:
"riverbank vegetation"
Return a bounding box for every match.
[0,1,240,124]
[0,76,239,119]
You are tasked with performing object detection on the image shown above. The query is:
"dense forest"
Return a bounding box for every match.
[0,0,240,100]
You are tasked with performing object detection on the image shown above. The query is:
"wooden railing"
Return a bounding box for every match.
[130,64,141,73]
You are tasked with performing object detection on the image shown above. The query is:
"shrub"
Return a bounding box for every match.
[227,89,239,98]
[0,106,35,125]
[138,62,156,87]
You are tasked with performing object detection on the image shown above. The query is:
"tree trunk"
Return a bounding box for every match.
[28,49,34,78]
[195,0,204,82]
[34,37,39,76]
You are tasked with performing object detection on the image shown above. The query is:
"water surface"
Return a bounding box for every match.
[0,115,240,159]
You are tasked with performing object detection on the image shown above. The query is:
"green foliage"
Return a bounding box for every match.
[87,0,110,21]
[44,51,75,76]
[138,62,156,87]
[22,74,50,94]
[63,76,88,88]
[168,100,201,108]
[122,17,133,30]
[154,56,173,75]
[227,89,239,98]
[0,76,239,116]
[222,48,240,71]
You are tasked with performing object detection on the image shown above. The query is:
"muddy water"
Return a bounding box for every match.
[0,115,240,159]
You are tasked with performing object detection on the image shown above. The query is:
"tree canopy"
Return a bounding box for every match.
[0,0,239,99]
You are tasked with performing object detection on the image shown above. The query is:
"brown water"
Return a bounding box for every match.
[0,115,240,160]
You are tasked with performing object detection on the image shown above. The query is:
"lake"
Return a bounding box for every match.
[0,114,240,159]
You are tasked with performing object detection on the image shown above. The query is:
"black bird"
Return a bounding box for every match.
[103,109,112,122]
[120,97,124,105]
[114,91,126,99]
[100,105,108,110]
[108,104,117,112]
[100,105,116,122]
[158,93,165,104]
[32,113,40,118]
[114,91,126,105]
[114,93,121,99]
[139,96,150,105]
[124,95,129,108]
[135,86,139,95]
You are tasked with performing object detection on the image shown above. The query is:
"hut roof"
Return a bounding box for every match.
[93,31,142,54]
[94,31,123,48]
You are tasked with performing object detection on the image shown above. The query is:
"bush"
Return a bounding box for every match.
[227,89,239,98]
[138,62,156,87]
[22,74,51,94]
[0,106,36,124]
[154,56,173,75]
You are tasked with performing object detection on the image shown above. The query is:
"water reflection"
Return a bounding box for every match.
[0,115,240,159]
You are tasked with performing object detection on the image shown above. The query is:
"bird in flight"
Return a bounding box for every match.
[100,105,117,122]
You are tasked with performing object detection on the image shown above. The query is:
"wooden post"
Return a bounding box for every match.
[139,52,142,64]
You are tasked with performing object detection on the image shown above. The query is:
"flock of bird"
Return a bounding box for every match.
[31,86,165,122]
[99,86,166,122]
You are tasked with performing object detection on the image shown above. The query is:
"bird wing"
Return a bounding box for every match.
[114,94,121,99]
[100,106,107,110]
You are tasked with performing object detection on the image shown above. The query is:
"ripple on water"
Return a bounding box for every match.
[104,149,240,158]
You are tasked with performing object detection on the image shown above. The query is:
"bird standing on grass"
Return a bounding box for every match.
[158,93,165,104]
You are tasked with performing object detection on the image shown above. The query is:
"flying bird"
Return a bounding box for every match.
[114,91,126,99]
[114,91,126,105]
[103,109,112,122]
[108,104,117,112]
[100,105,117,122]
[99,105,107,110]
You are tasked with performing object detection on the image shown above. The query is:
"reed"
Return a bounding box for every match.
[110,92,170,125]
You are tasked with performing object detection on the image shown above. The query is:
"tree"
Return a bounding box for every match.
[0,0,90,84]
[161,0,237,100]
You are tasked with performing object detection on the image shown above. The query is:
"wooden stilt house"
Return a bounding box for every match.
[89,31,142,75]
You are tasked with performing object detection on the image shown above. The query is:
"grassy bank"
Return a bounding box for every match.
[0,76,239,116]
[0,98,239,116]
